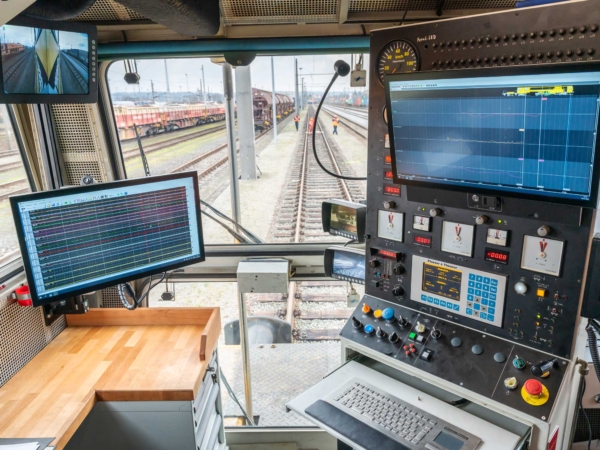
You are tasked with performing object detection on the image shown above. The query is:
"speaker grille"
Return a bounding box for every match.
[575,408,600,442]
[348,0,517,12]
[73,0,147,21]
[220,0,338,25]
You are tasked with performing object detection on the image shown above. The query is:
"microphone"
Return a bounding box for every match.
[334,60,351,77]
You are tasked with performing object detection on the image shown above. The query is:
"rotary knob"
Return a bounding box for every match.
[537,225,551,237]
[475,215,489,225]
[388,331,399,343]
[383,200,396,209]
[393,264,406,275]
[352,316,362,329]
[397,315,408,328]
[392,285,405,297]
[430,328,442,340]
[514,281,528,295]
[369,259,380,268]
[430,208,443,217]
[376,327,387,339]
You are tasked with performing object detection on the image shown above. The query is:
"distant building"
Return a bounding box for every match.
[1,43,25,57]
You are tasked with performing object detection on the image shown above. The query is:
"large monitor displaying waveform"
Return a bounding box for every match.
[385,65,600,206]
[10,173,204,306]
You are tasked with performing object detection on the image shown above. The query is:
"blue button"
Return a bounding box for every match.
[482,292,489,299]
[488,315,494,322]
[364,324,374,334]
[453,304,460,311]
[490,287,498,293]
[483,285,490,292]
[440,300,447,307]
[476,283,482,289]
[428,297,434,303]
[484,277,491,284]
[475,290,482,296]
[489,307,495,315]
[476,275,483,282]
[489,300,496,308]
[474,303,481,311]
[466,308,473,315]
[480,313,487,320]
[468,281,475,288]
[382,308,395,320]
[482,299,489,305]
[447,303,453,309]
[421,294,427,301]
[469,274,476,280]
[490,294,496,301]
[491,279,498,286]
[434,299,440,305]
[467,294,474,301]
[468,288,474,294]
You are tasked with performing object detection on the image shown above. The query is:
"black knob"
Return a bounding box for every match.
[432,60,438,67]
[430,207,443,217]
[476,57,483,64]
[511,33,518,40]
[453,40,460,46]
[439,41,446,48]
[431,328,442,340]
[577,48,585,56]
[518,54,525,60]
[537,52,544,59]
[549,29,556,36]
[591,24,599,32]
[566,49,574,56]
[503,34,509,41]
[483,57,490,63]
[389,331,399,343]
[459,58,466,65]
[556,50,563,57]
[397,316,408,328]
[376,327,387,339]
[527,53,535,60]
[392,285,405,297]
[531,357,558,377]
[580,25,588,33]
[393,264,406,275]
[486,36,492,43]
[452,59,459,65]
[460,39,467,46]
[445,59,452,66]
[588,48,596,55]
[509,54,516,61]
[559,28,566,35]
[539,30,546,37]
[546,51,554,58]
[569,26,577,34]
[478,37,484,44]
[352,316,362,329]
[369,259,379,268]
[520,32,527,39]
[492,56,499,62]
[467,58,474,64]
[469,38,476,45]
[383,200,396,209]
[446,40,453,47]
[530,31,537,38]
[432,43,439,49]
[500,55,507,62]
[494,35,500,42]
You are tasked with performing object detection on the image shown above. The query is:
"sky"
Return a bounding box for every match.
[1,25,87,51]
[58,31,88,51]
[107,53,370,98]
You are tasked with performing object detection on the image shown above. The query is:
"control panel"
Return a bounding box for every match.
[341,297,567,420]
[364,1,599,360]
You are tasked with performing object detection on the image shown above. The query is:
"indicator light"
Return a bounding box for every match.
[374,309,383,318]
[536,288,547,297]
[536,314,541,319]
[408,332,417,340]
[497,219,502,224]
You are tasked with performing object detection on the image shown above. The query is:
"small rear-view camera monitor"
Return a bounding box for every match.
[322,199,366,242]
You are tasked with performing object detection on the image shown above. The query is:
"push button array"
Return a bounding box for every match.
[466,274,497,322]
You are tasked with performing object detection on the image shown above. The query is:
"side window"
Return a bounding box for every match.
[107,54,369,245]
[0,104,30,267]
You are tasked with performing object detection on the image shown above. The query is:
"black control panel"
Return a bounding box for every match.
[365,1,599,361]
[341,297,567,421]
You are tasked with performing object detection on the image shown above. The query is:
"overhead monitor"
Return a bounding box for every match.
[0,17,97,104]
[10,173,204,306]
[385,64,600,207]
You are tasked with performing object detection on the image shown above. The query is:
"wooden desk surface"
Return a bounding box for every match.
[0,307,221,449]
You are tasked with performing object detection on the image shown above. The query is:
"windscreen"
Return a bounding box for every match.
[12,175,202,303]
[1,24,89,95]
[387,71,600,203]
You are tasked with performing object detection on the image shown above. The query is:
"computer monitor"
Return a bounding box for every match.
[10,173,204,306]
[0,17,97,104]
[385,63,600,207]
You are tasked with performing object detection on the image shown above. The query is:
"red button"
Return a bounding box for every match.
[524,379,543,397]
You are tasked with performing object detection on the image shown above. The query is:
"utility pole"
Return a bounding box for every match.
[271,56,277,143]
[301,77,305,111]
[201,65,207,104]
[151,80,155,102]
[294,58,300,114]
[185,74,190,104]
[164,60,171,104]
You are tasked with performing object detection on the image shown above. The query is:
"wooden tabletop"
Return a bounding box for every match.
[0,307,221,449]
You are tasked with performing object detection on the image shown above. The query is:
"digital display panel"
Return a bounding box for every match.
[422,262,462,301]
[386,68,600,206]
[383,184,401,196]
[384,170,394,180]
[330,204,358,233]
[413,234,432,247]
[485,247,510,264]
[1,24,89,94]
[332,250,365,281]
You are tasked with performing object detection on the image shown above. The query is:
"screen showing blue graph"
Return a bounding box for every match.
[388,72,600,202]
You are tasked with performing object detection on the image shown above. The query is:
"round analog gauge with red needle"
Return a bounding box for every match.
[377,41,419,84]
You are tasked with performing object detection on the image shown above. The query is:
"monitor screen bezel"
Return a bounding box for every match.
[0,16,97,104]
[384,62,600,208]
[10,172,204,306]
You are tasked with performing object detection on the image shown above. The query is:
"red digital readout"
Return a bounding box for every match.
[378,249,398,259]
[413,235,432,247]
[485,248,509,264]
[384,155,392,164]
[384,171,394,180]
[383,185,400,196]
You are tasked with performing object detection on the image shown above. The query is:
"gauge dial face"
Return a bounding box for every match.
[378,41,419,84]
[486,228,509,247]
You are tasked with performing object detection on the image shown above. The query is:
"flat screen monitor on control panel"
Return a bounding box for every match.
[385,65,600,207]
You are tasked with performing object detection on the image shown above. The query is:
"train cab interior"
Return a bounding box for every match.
[1,0,600,449]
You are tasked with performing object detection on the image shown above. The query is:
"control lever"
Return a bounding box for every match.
[397,316,408,328]
[531,357,558,378]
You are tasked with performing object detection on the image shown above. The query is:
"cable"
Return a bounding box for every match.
[579,377,592,450]
[398,0,413,27]
[344,239,357,247]
[587,319,600,383]
[202,210,253,243]
[117,272,167,310]
[200,199,263,244]
[311,64,367,181]
[219,370,254,425]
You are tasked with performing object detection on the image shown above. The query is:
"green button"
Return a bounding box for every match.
[408,332,417,340]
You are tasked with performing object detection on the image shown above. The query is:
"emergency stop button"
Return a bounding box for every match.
[521,379,549,406]
[524,379,542,396]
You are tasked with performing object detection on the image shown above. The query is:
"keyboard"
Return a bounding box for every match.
[311,379,482,450]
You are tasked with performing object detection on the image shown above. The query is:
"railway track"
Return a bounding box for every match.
[322,105,368,140]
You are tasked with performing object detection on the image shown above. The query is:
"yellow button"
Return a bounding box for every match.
[374,309,383,318]
[362,304,371,314]
[536,288,547,297]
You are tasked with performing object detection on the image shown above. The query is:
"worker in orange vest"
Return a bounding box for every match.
[332,116,339,135]
[308,117,315,134]
[294,114,300,131]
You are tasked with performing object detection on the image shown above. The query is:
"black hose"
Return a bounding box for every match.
[587,320,600,383]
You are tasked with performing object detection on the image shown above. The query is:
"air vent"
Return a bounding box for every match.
[220,0,338,25]
[73,0,147,21]
[348,0,517,12]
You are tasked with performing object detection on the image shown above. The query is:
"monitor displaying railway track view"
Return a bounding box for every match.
[10,173,204,306]
[385,66,600,207]
[0,17,97,103]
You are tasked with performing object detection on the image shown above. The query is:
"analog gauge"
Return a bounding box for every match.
[378,41,419,84]
[413,215,431,232]
[486,228,509,247]
[441,221,475,257]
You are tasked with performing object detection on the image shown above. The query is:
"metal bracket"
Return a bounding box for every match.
[43,296,90,326]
